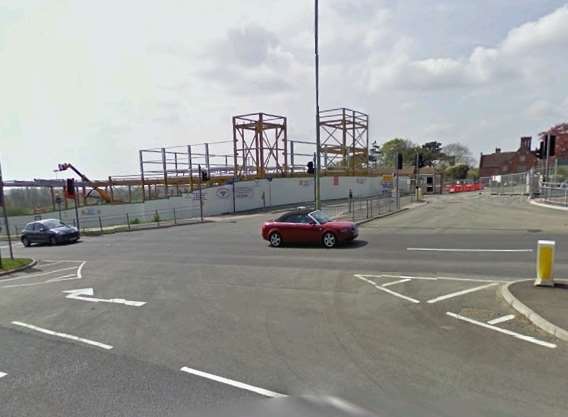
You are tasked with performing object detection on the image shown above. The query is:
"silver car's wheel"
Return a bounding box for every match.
[269,232,282,247]
[322,232,337,248]
[21,237,31,247]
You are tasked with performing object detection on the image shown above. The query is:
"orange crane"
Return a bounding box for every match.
[57,163,112,203]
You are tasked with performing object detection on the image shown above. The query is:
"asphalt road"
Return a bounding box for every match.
[1,192,567,417]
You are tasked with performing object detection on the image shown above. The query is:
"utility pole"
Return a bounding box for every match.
[314,0,321,209]
[0,159,14,260]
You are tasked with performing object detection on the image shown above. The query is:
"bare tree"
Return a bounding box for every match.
[442,143,476,166]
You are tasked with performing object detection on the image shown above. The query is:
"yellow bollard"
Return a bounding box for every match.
[535,240,555,287]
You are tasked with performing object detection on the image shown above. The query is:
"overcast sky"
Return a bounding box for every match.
[1,0,568,179]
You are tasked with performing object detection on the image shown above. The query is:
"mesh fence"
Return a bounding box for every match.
[480,172,538,195]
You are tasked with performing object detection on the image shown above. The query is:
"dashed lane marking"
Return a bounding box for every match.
[407,248,533,253]
[180,366,286,398]
[426,282,498,304]
[11,321,113,350]
[446,312,556,349]
[488,314,515,325]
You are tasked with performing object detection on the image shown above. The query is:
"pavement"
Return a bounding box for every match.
[1,192,568,417]
[506,280,568,341]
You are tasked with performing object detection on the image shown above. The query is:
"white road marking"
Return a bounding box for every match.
[382,278,411,287]
[427,283,498,304]
[355,274,420,304]
[0,266,78,283]
[180,366,286,398]
[1,261,86,289]
[63,288,146,307]
[360,274,506,283]
[407,248,532,253]
[488,314,515,325]
[0,372,7,379]
[11,321,113,350]
[446,312,556,349]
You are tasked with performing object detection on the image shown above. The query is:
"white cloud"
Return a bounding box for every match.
[368,5,568,90]
[2,1,568,179]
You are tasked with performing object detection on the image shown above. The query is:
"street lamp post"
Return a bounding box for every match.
[314,0,321,209]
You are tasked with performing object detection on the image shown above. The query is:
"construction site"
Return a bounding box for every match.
[4,108,370,211]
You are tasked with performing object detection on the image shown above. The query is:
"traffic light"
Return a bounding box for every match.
[536,141,544,159]
[65,178,76,199]
[418,154,425,168]
[549,135,556,157]
[396,153,403,170]
[307,161,315,174]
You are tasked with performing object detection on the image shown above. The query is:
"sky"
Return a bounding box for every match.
[1,0,568,179]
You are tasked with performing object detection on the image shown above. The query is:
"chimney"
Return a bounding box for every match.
[495,148,501,153]
[520,136,532,150]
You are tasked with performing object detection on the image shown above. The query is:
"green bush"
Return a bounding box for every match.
[129,217,140,225]
[152,212,160,223]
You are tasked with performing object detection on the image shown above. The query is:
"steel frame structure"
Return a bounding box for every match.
[319,108,369,175]
[233,112,287,177]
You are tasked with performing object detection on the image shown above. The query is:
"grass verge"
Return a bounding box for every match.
[0,258,33,271]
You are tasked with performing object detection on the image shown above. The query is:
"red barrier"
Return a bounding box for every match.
[445,182,481,193]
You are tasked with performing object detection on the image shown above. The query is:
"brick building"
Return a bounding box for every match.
[539,123,568,161]
[479,136,538,177]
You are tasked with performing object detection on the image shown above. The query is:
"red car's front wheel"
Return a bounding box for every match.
[322,232,337,248]
[269,232,282,247]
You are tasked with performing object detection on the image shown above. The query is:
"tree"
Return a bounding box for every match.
[442,143,475,166]
[379,138,417,167]
[421,141,444,166]
[445,164,470,180]
[467,167,479,180]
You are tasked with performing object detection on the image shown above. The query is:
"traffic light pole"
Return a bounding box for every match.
[0,160,14,261]
[544,133,551,183]
[415,152,420,201]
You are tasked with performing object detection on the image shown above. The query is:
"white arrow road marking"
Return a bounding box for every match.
[180,366,286,398]
[11,321,113,350]
[63,288,146,307]
[0,372,7,379]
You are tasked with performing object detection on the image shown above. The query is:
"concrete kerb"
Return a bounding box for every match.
[529,199,568,211]
[499,279,568,343]
[0,258,38,277]
[355,201,429,226]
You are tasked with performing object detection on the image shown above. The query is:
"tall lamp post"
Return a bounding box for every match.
[314,0,321,209]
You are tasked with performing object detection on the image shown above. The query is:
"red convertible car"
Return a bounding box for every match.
[261,208,358,248]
